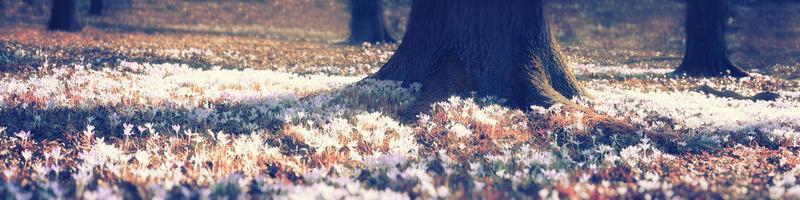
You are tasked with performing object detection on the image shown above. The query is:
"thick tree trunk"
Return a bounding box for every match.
[372,0,584,110]
[90,0,104,15]
[674,0,748,77]
[348,0,395,44]
[48,0,83,32]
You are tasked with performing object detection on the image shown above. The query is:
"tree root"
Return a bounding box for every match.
[694,85,780,101]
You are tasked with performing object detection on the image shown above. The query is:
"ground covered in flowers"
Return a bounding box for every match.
[1,55,799,199]
[2,0,800,199]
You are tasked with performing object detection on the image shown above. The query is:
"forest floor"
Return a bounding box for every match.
[1,0,800,199]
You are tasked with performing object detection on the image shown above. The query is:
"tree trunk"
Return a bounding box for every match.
[348,0,395,44]
[371,0,584,110]
[674,0,748,77]
[48,0,83,32]
[90,0,104,15]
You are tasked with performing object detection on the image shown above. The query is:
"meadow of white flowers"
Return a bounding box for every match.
[1,61,799,199]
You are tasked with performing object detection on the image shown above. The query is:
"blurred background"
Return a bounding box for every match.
[1,0,799,78]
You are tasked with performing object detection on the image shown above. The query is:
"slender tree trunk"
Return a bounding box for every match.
[348,0,395,44]
[48,0,83,32]
[90,0,104,15]
[371,0,584,110]
[674,0,748,77]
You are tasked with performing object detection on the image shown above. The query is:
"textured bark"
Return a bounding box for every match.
[372,0,584,110]
[348,0,395,44]
[90,0,104,15]
[48,0,83,32]
[674,0,748,77]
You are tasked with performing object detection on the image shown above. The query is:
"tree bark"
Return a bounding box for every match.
[48,0,83,32]
[674,0,748,77]
[371,0,584,110]
[348,0,395,44]
[90,0,104,15]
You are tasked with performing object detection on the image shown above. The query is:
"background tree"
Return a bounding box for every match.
[90,0,104,15]
[348,0,395,44]
[674,0,748,77]
[48,0,83,32]
[372,0,584,110]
